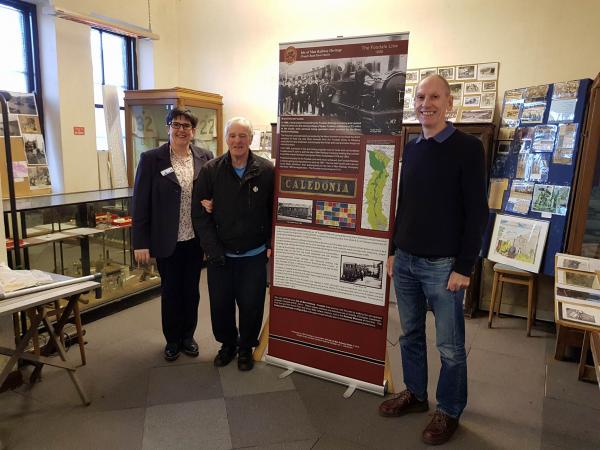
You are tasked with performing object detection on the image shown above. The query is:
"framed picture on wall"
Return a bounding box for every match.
[488,214,550,273]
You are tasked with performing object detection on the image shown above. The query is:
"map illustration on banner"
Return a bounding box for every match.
[361,142,395,231]
[268,33,409,395]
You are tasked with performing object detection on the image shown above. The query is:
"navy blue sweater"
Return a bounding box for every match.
[391,128,489,276]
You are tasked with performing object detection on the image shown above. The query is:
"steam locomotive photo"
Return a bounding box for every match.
[279,53,407,135]
[328,61,406,134]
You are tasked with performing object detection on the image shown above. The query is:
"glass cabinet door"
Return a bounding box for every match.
[130,104,172,174]
[188,106,218,155]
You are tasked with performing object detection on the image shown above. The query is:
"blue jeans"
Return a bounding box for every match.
[393,249,467,418]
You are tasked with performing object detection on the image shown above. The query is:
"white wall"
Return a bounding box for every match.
[31,0,178,193]
[26,0,600,192]
[176,0,600,131]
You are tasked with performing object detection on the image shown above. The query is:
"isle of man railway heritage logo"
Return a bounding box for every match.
[284,46,298,64]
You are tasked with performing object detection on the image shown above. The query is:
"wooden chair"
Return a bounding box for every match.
[488,263,537,336]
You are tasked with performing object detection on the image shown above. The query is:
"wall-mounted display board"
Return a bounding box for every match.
[269,32,409,396]
[403,62,499,124]
[1,92,52,198]
[485,79,592,275]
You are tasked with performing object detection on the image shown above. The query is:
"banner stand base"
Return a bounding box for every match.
[265,354,386,397]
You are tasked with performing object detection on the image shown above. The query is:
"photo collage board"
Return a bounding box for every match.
[554,253,600,331]
[403,62,499,124]
[487,79,592,275]
[0,92,52,197]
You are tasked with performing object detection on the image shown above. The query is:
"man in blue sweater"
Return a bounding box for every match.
[379,74,489,445]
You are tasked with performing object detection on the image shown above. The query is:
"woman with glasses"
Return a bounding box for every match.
[132,107,213,361]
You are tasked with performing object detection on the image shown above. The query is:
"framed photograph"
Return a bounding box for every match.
[456,64,477,80]
[449,82,463,100]
[557,270,600,290]
[556,253,594,271]
[487,214,549,273]
[460,109,492,122]
[445,107,459,122]
[559,301,600,327]
[480,92,496,109]
[438,67,455,80]
[477,62,499,80]
[482,81,497,92]
[419,68,437,80]
[464,82,482,94]
[406,70,419,83]
[463,95,481,107]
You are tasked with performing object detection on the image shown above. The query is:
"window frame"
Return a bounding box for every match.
[91,27,137,151]
[92,27,137,109]
[0,0,43,121]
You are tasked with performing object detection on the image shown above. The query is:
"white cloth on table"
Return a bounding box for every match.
[0,262,54,296]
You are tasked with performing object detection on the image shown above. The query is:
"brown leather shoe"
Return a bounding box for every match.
[422,410,459,445]
[379,389,429,417]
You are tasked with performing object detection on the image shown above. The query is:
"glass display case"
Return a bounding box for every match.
[124,87,223,186]
[3,188,160,312]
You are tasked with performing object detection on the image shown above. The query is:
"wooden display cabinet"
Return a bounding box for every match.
[124,87,223,186]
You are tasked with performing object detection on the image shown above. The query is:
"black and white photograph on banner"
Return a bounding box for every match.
[278,36,408,134]
[7,92,38,115]
[339,255,384,289]
[0,114,21,137]
[27,165,51,190]
[23,133,47,165]
[277,197,313,224]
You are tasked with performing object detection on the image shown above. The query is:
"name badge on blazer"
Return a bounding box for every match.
[161,167,174,176]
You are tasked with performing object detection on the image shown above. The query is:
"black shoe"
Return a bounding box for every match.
[213,345,237,367]
[182,338,199,357]
[237,348,254,371]
[164,343,180,362]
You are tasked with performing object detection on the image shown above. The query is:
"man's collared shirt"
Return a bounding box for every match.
[415,121,456,144]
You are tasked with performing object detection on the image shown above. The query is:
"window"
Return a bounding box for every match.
[0,0,40,93]
[90,28,137,150]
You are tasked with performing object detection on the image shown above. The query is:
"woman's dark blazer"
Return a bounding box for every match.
[132,143,213,259]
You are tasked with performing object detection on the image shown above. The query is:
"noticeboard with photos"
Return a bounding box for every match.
[486,79,592,275]
[0,92,52,198]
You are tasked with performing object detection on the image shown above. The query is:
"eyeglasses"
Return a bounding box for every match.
[169,122,193,130]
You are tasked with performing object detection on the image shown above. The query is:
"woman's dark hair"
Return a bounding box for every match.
[166,108,199,128]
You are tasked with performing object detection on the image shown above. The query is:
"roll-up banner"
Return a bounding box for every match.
[268,33,409,395]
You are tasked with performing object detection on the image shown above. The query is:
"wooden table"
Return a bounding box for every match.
[0,274,100,405]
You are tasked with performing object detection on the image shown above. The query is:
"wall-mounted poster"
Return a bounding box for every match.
[403,61,499,123]
[488,214,549,273]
